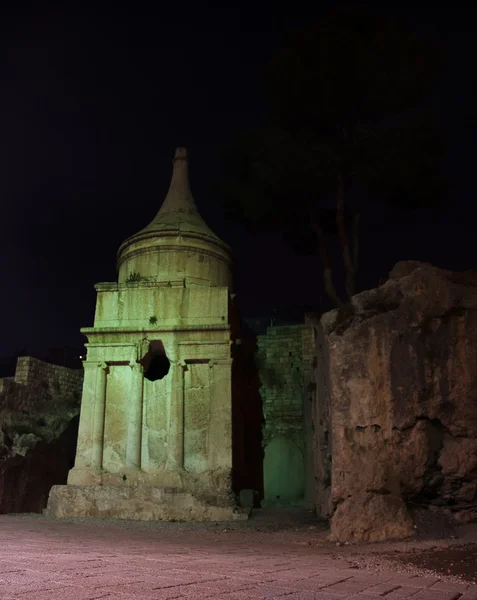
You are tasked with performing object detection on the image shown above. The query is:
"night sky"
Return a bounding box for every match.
[1,3,476,358]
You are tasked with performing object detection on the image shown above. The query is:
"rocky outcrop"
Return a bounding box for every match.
[321,262,477,542]
[0,357,82,513]
[332,492,414,542]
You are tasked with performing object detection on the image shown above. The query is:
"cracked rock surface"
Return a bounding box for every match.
[320,261,477,542]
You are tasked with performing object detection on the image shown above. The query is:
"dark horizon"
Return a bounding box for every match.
[1,2,476,358]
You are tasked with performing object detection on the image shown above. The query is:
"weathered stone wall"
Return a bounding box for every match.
[0,357,82,513]
[321,262,477,542]
[12,356,83,398]
[257,324,316,507]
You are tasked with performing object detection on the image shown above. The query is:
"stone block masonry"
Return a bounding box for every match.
[257,324,316,507]
[0,356,83,513]
[258,326,313,447]
[12,356,83,400]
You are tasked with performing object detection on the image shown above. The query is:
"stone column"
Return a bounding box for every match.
[126,362,144,470]
[167,360,186,469]
[91,362,108,469]
[207,358,233,470]
[73,361,99,469]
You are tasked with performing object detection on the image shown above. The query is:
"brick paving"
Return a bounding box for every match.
[0,515,476,599]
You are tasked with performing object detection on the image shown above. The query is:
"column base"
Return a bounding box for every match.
[46,484,250,522]
[68,467,185,488]
[67,467,103,485]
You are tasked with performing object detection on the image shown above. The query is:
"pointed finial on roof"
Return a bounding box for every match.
[173,147,188,162]
[157,147,197,215]
[117,146,232,275]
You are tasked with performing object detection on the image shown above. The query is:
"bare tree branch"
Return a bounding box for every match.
[352,212,360,270]
[336,175,356,299]
[309,207,343,307]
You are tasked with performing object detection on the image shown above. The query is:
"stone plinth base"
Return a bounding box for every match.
[46,485,249,522]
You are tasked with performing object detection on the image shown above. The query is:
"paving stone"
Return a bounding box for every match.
[283,593,344,600]
[431,580,471,593]
[389,575,442,588]
[0,515,473,600]
[384,587,432,598]
[410,591,464,600]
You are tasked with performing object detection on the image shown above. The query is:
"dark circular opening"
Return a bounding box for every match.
[144,353,170,381]
[141,340,171,382]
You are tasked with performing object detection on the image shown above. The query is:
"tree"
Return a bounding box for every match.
[216,4,447,306]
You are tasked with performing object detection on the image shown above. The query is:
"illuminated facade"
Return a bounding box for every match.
[48,148,245,520]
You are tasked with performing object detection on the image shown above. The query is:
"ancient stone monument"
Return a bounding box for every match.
[47,148,245,520]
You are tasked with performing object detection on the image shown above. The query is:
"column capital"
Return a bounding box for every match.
[82,360,98,370]
[135,337,150,362]
[128,360,143,372]
[83,361,109,371]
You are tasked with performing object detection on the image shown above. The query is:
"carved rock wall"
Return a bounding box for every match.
[320,262,477,541]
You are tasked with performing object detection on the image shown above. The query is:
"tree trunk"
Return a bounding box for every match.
[352,211,360,272]
[309,210,343,307]
[336,175,356,299]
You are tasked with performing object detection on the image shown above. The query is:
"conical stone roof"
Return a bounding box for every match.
[116,148,232,287]
[134,147,223,242]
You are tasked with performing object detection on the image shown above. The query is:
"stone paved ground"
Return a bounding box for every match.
[1,514,476,600]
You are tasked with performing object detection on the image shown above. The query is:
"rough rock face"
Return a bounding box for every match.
[320,262,477,542]
[332,492,414,542]
[0,357,82,513]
